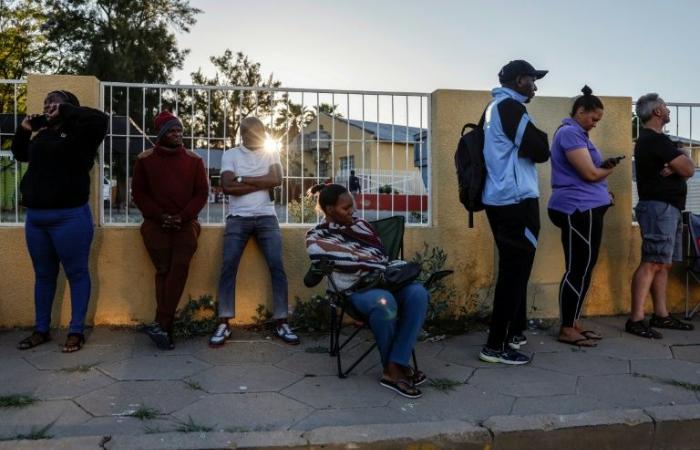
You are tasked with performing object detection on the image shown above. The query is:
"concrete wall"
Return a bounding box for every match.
[0,77,693,328]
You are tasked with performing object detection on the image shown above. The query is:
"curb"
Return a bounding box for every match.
[1,405,700,450]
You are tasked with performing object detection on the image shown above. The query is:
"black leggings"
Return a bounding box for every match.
[548,206,608,327]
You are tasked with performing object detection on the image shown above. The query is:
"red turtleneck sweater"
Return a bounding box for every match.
[131,146,209,223]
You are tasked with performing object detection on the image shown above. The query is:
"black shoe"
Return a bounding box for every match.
[649,314,694,331]
[479,347,530,365]
[145,322,174,350]
[625,319,662,339]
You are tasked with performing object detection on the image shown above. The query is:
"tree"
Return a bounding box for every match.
[42,0,201,83]
[0,0,51,80]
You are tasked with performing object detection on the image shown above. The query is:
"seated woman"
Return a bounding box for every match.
[305,183,429,399]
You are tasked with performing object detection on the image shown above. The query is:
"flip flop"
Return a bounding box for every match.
[558,338,597,347]
[379,378,422,399]
[579,330,602,340]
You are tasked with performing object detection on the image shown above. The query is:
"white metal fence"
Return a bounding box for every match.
[632,102,700,217]
[100,82,431,226]
[0,79,27,225]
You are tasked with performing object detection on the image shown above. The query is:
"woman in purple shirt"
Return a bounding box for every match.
[548,86,622,347]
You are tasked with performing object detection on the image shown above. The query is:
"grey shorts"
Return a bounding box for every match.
[635,200,682,264]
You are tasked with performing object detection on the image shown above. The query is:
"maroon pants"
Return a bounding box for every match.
[140,219,200,333]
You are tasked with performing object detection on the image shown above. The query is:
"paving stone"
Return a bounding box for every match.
[32,369,115,400]
[511,394,618,415]
[74,380,202,416]
[0,400,91,436]
[672,344,700,363]
[276,342,380,377]
[594,335,673,360]
[193,341,293,365]
[98,354,211,380]
[468,366,577,397]
[649,327,700,346]
[291,405,423,431]
[389,384,514,422]
[189,364,302,393]
[25,344,133,371]
[412,340,445,359]
[0,358,44,395]
[281,375,394,409]
[436,344,501,368]
[631,358,700,386]
[531,350,629,376]
[172,392,313,430]
[107,430,307,450]
[440,331,489,348]
[578,373,698,408]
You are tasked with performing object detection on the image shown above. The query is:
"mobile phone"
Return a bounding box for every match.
[29,114,49,131]
[611,155,626,163]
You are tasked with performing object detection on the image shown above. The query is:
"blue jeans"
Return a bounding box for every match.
[217,215,288,319]
[349,283,429,367]
[25,204,94,334]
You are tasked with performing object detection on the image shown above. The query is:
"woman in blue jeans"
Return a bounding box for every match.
[305,184,429,398]
[11,90,108,352]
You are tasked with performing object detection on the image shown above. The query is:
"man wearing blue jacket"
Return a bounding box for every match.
[479,60,551,365]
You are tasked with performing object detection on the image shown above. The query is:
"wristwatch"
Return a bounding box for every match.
[236,176,243,183]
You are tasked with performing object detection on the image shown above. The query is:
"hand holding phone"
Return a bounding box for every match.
[601,155,625,169]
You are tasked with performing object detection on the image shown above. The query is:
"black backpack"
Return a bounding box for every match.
[454,109,487,228]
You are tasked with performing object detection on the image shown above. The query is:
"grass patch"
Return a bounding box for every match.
[172,295,218,339]
[633,373,700,392]
[427,378,464,393]
[0,394,37,408]
[304,345,329,354]
[129,406,160,420]
[59,364,96,373]
[183,379,203,391]
[174,415,214,433]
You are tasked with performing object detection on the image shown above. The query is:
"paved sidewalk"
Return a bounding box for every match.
[1,316,699,448]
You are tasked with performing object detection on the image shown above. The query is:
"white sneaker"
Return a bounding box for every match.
[275,323,300,345]
[209,323,231,347]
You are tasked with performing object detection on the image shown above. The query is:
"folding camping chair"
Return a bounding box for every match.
[683,211,700,319]
[304,216,453,378]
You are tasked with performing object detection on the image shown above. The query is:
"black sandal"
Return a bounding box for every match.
[405,368,428,386]
[379,378,422,399]
[17,331,51,350]
[558,337,597,347]
[625,319,662,339]
[649,314,694,331]
[62,333,85,353]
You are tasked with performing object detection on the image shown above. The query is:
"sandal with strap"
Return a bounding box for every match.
[62,333,85,353]
[405,367,428,386]
[579,330,603,340]
[649,314,695,331]
[625,319,662,339]
[379,378,422,399]
[17,331,51,350]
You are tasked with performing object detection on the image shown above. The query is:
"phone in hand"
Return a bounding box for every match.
[29,114,49,131]
[610,155,626,164]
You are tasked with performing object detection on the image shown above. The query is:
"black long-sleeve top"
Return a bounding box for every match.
[11,104,109,209]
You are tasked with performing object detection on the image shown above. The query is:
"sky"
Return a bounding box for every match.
[172,0,700,104]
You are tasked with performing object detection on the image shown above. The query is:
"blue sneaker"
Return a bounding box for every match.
[479,347,530,365]
[145,322,174,350]
[507,334,528,350]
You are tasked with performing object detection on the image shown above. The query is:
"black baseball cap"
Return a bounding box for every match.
[498,60,548,83]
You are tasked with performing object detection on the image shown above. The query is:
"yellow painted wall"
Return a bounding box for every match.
[0,78,694,329]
